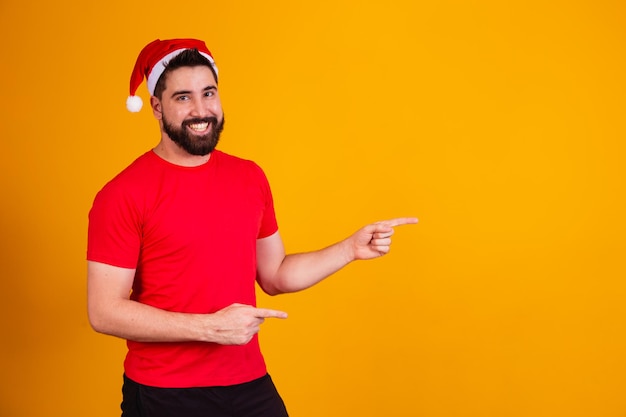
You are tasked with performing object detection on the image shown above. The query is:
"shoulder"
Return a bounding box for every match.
[212,149,257,167]
[93,151,158,204]
[111,151,160,184]
[212,150,267,177]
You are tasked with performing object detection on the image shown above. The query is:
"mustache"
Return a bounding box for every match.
[182,117,219,127]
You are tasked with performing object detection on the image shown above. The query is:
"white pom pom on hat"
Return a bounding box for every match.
[126,38,218,112]
[126,95,143,112]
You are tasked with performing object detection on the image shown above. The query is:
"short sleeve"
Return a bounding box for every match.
[255,164,278,239]
[87,183,142,269]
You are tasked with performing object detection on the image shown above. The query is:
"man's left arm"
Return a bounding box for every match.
[256,217,418,296]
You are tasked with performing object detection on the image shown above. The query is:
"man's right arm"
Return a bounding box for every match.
[87,261,287,345]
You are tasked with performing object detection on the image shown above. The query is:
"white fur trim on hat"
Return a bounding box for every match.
[146,50,216,96]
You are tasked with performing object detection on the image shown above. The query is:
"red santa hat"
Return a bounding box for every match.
[126,38,218,112]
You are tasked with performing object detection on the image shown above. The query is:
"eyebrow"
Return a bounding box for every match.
[170,85,217,98]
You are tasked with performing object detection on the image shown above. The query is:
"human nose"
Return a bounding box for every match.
[189,96,208,117]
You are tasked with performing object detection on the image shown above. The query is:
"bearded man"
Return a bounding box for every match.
[87,38,417,417]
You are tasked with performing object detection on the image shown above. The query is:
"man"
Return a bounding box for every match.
[87,38,417,417]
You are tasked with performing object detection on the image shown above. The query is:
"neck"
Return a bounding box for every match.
[153,140,211,167]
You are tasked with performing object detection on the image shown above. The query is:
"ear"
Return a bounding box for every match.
[150,96,163,120]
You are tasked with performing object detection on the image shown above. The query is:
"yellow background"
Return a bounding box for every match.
[1,1,625,416]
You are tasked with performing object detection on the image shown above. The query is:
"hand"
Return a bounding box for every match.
[350,217,418,260]
[207,303,288,345]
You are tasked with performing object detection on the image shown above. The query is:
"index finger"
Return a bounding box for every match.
[254,308,288,319]
[378,217,419,228]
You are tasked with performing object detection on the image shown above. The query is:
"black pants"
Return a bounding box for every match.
[121,374,289,417]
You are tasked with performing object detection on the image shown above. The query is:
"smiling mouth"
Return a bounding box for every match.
[188,122,210,132]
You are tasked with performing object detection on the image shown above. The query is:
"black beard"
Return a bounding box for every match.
[162,114,225,156]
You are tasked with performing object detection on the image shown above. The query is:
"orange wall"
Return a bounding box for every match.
[1,1,625,416]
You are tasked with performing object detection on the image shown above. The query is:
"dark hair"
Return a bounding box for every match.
[153,48,218,99]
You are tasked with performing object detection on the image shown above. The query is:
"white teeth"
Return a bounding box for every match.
[189,122,209,131]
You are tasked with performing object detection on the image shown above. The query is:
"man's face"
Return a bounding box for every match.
[155,66,225,156]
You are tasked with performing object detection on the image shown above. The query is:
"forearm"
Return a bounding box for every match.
[260,238,356,295]
[88,297,214,343]
[87,261,287,344]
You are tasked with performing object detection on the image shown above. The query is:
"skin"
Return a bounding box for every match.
[87,65,418,346]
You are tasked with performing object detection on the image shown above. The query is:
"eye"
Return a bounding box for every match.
[204,90,215,97]
[176,95,190,101]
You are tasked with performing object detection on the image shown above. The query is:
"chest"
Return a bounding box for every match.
[140,168,266,253]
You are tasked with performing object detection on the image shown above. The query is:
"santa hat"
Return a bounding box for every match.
[126,38,218,112]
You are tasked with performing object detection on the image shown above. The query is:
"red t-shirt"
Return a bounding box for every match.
[87,150,278,388]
